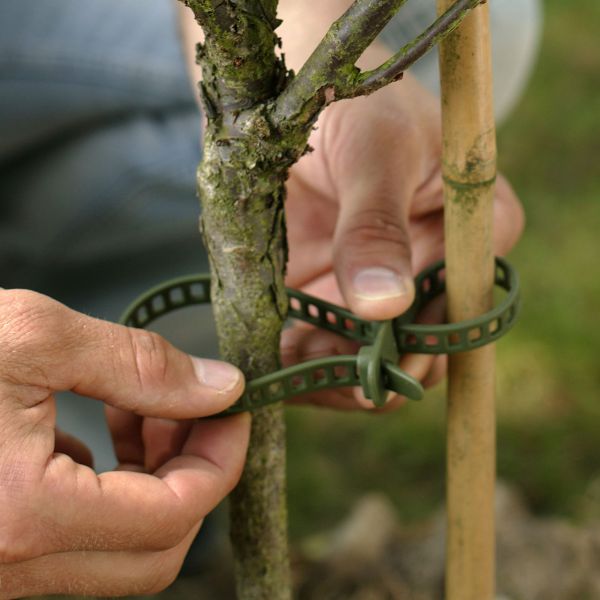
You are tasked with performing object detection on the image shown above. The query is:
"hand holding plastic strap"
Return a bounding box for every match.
[120,257,520,413]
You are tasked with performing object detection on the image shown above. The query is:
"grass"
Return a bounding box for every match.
[286,0,600,538]
[496,0,600,517]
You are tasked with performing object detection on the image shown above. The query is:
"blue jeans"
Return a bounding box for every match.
[0,0,541,471]
[0,0,204,320]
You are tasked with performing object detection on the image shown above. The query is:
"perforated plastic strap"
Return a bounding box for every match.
[120,257,520,413]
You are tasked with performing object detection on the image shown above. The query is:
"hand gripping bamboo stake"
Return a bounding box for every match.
[437,2,497,599]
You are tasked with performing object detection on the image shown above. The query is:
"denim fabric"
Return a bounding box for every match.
[0,0,204,317]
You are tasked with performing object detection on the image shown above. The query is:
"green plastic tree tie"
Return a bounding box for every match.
[120,257,520,414]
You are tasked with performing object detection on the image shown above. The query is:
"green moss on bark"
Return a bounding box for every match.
[183,2,310,598]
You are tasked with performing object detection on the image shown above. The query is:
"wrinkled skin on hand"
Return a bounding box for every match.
[282,75,524,410]
[0,289,249,598]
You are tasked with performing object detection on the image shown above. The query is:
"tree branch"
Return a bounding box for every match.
[273,0,483,128]
[183,0,286,112]
[354,0,483,95]
[272,0,406,126]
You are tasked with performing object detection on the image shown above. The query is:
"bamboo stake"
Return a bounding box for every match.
[436,2,497,599]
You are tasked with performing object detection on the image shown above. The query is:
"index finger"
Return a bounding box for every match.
[0,290,244,419]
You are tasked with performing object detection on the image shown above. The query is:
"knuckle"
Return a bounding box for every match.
[0,290,68,386]
[145,567,180,595]
[135,555,183,595]
[151,513,191,551]
[0,544,31,565]
[323,98,422,175]
[125,329,171,393]
[341,207,411,254]
[0,290,57,353]
[0,515,37,564]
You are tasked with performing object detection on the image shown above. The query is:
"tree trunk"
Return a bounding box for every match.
[192,4,308,595]
[199,127,295,599]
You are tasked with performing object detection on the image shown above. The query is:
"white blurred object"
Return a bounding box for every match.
[492,0,543,122]
[380,0,544,124]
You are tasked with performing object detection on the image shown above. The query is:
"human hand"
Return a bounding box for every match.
[0,289,248,598]
[282,73,524,410]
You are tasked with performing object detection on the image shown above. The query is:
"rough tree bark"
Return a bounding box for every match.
[185,3,301,597]
[178,1,483,598]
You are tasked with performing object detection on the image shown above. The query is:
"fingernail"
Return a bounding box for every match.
[192,357,242,392]
[354,388,397,410]
[352,268,413,300]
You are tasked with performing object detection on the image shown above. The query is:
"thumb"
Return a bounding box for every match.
[1,290,244,418]
[333,189,415,321]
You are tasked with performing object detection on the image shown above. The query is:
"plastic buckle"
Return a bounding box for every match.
[120,257,519,414]
[357,321,424,407]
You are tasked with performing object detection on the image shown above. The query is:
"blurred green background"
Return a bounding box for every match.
[285,0,600,539]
